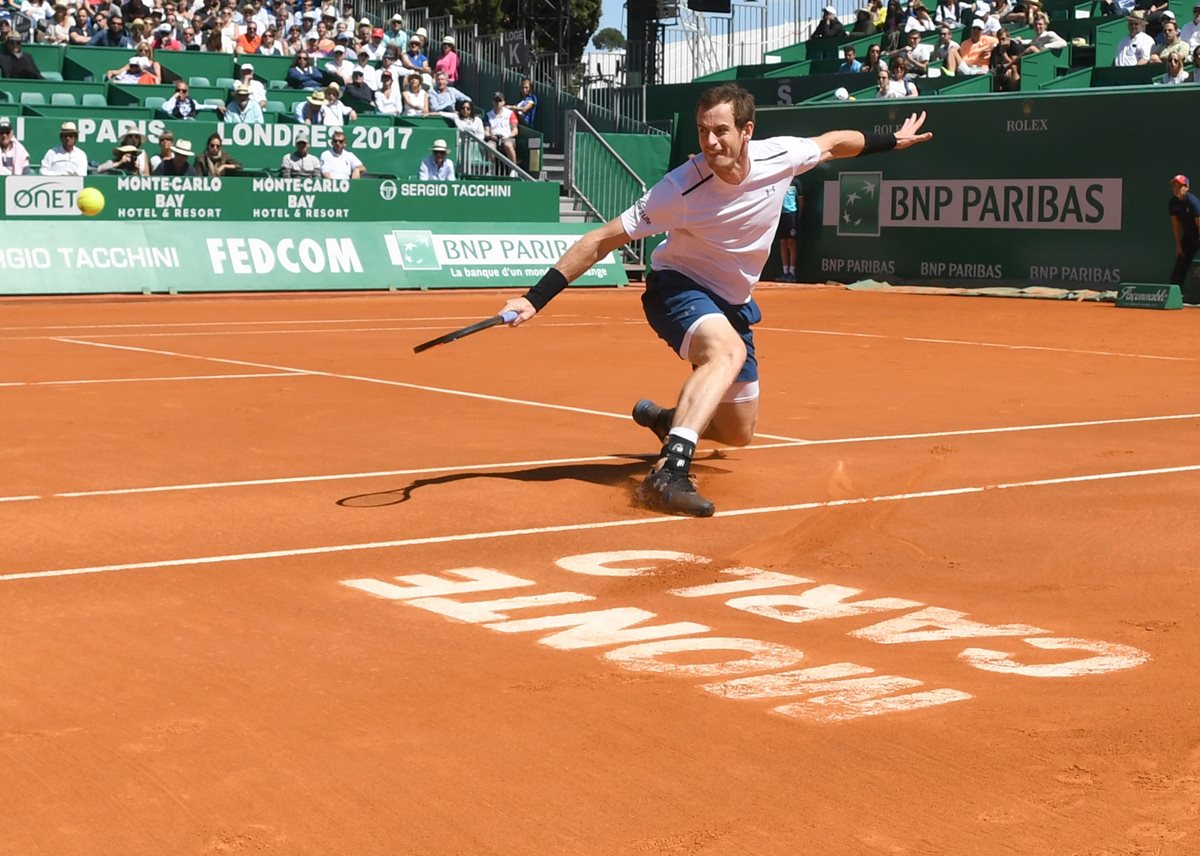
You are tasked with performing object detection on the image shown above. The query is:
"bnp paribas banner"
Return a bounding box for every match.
[0,222,626,294]
[0,175,558,223]
[747,87,1196,287]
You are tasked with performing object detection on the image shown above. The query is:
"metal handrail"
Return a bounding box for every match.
[564,109,647,265]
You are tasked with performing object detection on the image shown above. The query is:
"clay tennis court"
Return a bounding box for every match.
[1,286,1197,855]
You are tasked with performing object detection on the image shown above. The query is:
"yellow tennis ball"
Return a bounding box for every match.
[77,186,105,217]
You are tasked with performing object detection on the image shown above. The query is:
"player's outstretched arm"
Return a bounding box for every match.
[500,217,631,326]
[811,111,933,163]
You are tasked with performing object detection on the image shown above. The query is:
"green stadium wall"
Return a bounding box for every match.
[665,87,1195,288]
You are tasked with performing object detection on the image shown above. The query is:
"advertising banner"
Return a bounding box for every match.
[0,176,559,223]
[734,87,1195,287]
[0,221,627,294]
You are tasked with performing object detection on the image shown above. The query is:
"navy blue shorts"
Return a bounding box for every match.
[641,268,761,384]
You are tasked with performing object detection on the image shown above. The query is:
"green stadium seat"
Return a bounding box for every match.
[189,76,211,88]
[265,99,285,114]
[51,93,77,107]
[19,92,46,106]
[268,79,287,90]
[145,96,166,112]
[0,90,11,103]
[203,98,225,109]
[41,71,63,82]
[216,76,236,91]
[81,93,108,108]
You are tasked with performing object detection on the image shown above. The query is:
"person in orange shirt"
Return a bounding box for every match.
[946,19,997,74]
[236,20,262,53]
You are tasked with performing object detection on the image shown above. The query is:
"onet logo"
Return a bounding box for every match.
[4,176,83,217]
[384,229,441,270]
[836,171,881,237]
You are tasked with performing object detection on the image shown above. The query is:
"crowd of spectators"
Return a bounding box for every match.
[0,0,547,177]
[815,0,1200,94]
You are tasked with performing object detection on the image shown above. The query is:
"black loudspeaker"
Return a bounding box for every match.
[687,0,732,12]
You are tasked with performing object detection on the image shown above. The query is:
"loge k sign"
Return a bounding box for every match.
[343,550,1149,725]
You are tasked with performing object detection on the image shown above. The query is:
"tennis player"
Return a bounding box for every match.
[499,83,933,517]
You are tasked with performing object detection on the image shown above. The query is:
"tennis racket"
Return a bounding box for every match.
[412,310,519,354]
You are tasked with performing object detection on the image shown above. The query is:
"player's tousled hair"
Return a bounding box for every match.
[696,83,755,129]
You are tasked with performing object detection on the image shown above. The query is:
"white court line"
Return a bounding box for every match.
[3,462,1198,582]
[757,327,1195,362]
[0,315,579,333]
[4,320,633,342]
[2,411,1196,504]
[50,337,810,444]
[0,372,308,388]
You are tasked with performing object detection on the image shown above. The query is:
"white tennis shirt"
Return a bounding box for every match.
[620,136,822,304]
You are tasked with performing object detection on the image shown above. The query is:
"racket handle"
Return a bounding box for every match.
[501,310,519,323]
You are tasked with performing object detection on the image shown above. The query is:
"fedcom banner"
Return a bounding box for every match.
[0,222,627,294]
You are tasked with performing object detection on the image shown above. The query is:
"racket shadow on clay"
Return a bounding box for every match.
[336,454,730,508]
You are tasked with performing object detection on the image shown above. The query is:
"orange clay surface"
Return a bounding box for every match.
[0,286,1197,856]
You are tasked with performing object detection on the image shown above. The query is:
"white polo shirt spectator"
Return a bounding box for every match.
[41,121,89,175]
[1114,13,1155,65]
[319,132,364,179]
[418,139,455,180]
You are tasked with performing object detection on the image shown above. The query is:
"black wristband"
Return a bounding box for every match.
[859,132,898,156]
[522,268,569,312]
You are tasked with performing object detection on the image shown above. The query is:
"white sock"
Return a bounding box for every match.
[668,426,699,445]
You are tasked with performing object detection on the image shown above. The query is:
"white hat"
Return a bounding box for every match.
[442,35,454,45]
[416,26,427,37]
[333,44,345,52]
[824,4,836,13]
[60,121,78,133]
[390,13,402,21]
[834,86,849,100]
[240,61,254,70]
[155,22,171,33]
[359,16,370,25]
[431,138,448,151]
[172,139,194,157]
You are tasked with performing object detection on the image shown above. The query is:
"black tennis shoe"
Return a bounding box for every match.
[635,467,715,517]
[632,398,674,442]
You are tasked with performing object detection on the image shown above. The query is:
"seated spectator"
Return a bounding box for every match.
[323,81,356,124]
[905,3,936,32]
[418,138,455,180]
[435,35,459,82]
[428,70,467,115]
[237,18,261,52]
[22,0,52,29]
[225,85,264,122]
[1150,18,1188,62]
[149,130,173,171]
[1114,11,1154,65]
[860,43,885,74]
[0,117,31,176]
[401,72,430,116]
[314,19,334,54]
[1181,5,1200,50]
[810,5,846,39]
[382,15,407,54]
[345,69,374,103]
[1159,49,1189,81]
[120,130,150,174]
[296,89,328,122]
[0,32,41,78]
[1018,13,1066,53]
[325,43,353,83]
[105,53,155,84]
[484,91,518,175]
[287,51,325,88]
[1141,0,1172,39]
[280,129,321,176]
[881,55,919,94]
[880,0,906,49]
[161,80,225,119]
[236,63,267,106]
[44,2,72,44]
[513,77,538,127]
[351,46,377,88]
[195,132,241,176]
[319,129,364,179]
[400,34,431,85]
[839,45,862,72]
[850,9,877,36]
[1193,46,1200,79]
[976,10,1001,35]
[40,121,88,176]
[990,28,1022,89]
[152,138,196,175]
[363,27,387,61]
[69,8,94,44]
[127,18,150,44]
[152,22,183,50]
[454,98,488,173]
[894,28,933,74]
[1097,0,1137,19]
[934,0,968,29]
[99,144,143,174]
[931,25,959,64]
[946,19,996,73]
[374,71,403,114]
[258,27,286,55]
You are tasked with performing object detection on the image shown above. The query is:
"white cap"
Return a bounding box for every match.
[824,4,836,12]
[834,86,849,100]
